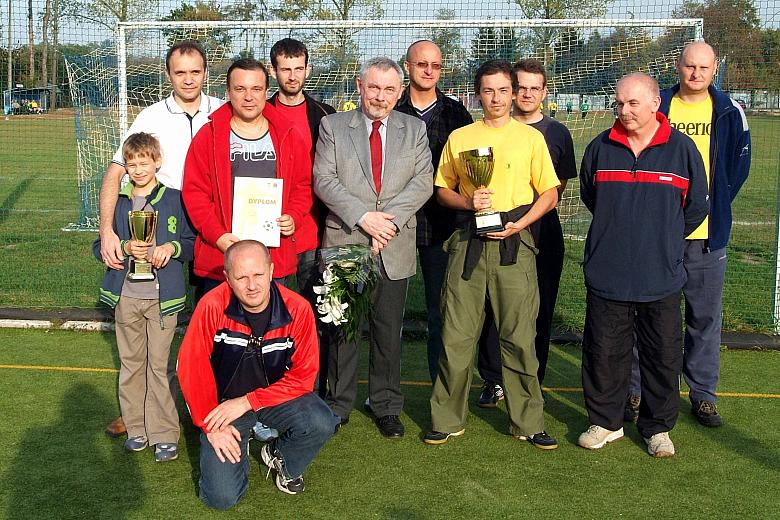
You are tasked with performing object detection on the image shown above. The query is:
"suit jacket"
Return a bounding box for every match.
[313,109,433,280]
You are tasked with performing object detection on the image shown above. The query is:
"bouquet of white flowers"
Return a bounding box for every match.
[313,245,378,342]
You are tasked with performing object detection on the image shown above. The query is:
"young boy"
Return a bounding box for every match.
[93,132,195,462]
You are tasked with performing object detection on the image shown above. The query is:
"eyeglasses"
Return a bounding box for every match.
[412,61,443,71]
[518,86,544,95]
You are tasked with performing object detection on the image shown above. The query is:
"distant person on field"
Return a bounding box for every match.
[625,42,751,428]
[548,99,557,118]
[92,132,195,462]
[580,99,589,119]
[97,41,223,438]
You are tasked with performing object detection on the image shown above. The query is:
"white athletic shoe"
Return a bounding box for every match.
[577,425,624,449]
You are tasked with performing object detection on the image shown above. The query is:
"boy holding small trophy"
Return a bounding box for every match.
[93,132,195,462]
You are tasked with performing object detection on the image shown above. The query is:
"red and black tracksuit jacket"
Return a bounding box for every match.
[177,281,318,433]
[580,112,708,303]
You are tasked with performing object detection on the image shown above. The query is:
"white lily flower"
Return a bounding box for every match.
[313,284,330,295]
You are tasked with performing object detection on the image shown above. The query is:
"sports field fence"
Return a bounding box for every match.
[1,0,779,333]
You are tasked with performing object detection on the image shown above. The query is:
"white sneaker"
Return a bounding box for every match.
[577,425,624,449]
[644,432,675,458]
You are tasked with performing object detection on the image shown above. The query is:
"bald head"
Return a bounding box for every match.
[615,72,661,137]
[406,40,441,62]
[224,240,271,275]
[616,73,660,99]
[404,40,443,93]
[680,41,717,66]
[677,41,717,98]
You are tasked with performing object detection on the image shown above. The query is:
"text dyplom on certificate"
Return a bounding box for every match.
[232,177,283,247]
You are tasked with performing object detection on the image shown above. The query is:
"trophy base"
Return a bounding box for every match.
[475,211,504,235]
[128,261,155,281]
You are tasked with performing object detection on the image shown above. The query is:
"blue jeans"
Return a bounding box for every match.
[419,243,449,382]
[198,393,339,510]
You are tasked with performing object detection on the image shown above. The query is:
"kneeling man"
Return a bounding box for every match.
[178,240,339,509]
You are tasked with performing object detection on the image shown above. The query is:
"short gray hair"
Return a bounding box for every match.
[359,57,404,84]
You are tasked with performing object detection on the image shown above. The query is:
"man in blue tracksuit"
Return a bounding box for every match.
[626,42,751,427]
[577,73,708,458]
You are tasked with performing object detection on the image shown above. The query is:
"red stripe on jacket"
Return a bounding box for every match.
[595,169,690,206]
[177,282,318,433]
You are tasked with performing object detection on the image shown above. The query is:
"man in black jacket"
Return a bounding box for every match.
[268,38,336,397]
[577,73,708,458]
[394,40,473,382]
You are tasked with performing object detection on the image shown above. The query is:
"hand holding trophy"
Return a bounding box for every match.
[460,147,504,235]
[127,210,159,280]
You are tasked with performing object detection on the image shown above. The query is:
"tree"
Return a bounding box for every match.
[28,0,35,85]
[60,0,158,32]
[271,0,384,96]
[513,0,610,63]
[224,0,273,58]
[161,1,232,59]
[469,25,523,74]
[428,8,465,84]
[674,0,762,88]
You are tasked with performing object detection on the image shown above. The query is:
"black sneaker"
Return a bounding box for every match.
[260,443,305,495]
[692,400,723,427]
[516,431,559,450]
[422,429,465,445]
[477,382,504,408]
[624,394,641,422]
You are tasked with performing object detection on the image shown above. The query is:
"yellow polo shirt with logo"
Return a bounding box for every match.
[435,119,559,212]
[668,95,713,239]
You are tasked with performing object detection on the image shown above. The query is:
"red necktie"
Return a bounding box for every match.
[370,120,382,194]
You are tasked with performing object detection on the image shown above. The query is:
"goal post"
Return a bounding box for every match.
[64,17,703,232]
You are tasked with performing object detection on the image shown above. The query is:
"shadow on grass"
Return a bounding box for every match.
[679,398,780,474]
[3,382,143,518]
[0,178,33,227]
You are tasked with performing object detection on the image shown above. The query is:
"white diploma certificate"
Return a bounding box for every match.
[232,177,283,248]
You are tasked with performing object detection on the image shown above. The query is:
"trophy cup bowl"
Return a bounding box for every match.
[460,147,504,235]
[128,210,158,280]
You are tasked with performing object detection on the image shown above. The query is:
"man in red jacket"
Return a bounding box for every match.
[183,58,312,300]
[178,240,339,508]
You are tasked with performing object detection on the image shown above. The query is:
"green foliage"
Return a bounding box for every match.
[315,245,378,342]
[161,1,232,57]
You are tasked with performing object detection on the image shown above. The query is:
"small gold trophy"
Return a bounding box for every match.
[127,210,158,280]
[460,147,504,235]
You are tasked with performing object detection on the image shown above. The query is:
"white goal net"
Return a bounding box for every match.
[64,18,702,234]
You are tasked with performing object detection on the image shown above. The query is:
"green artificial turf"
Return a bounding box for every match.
[0,328,779,519]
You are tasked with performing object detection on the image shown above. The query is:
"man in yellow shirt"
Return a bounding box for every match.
[625,42,751,428]
[423,60,560,449]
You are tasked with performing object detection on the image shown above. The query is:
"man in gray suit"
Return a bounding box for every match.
[313,57,433,438]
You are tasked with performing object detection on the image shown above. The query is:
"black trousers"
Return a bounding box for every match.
[581,290,682,438]
[477,209,565,385]
[325,270,408,420]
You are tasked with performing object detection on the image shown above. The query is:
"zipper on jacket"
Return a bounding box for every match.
[703,109,728,254]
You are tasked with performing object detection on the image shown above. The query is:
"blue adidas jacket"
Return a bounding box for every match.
[580,113,709,302]
[660,85,751,251]
[92,183,195,316]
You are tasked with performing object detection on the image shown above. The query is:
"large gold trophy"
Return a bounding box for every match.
[460,147,504,235]
[127,210,158,280]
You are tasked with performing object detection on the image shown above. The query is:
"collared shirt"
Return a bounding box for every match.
[112,93,224,190]
[394,88,473,246]
[361,110,388,180]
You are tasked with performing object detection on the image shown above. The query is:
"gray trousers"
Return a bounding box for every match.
[325,269,409,419]
[115,297,179,444]
[628,240,727,403]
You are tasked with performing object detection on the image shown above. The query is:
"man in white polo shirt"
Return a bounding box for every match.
[98,40,223,437]
[98,40,223,270]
